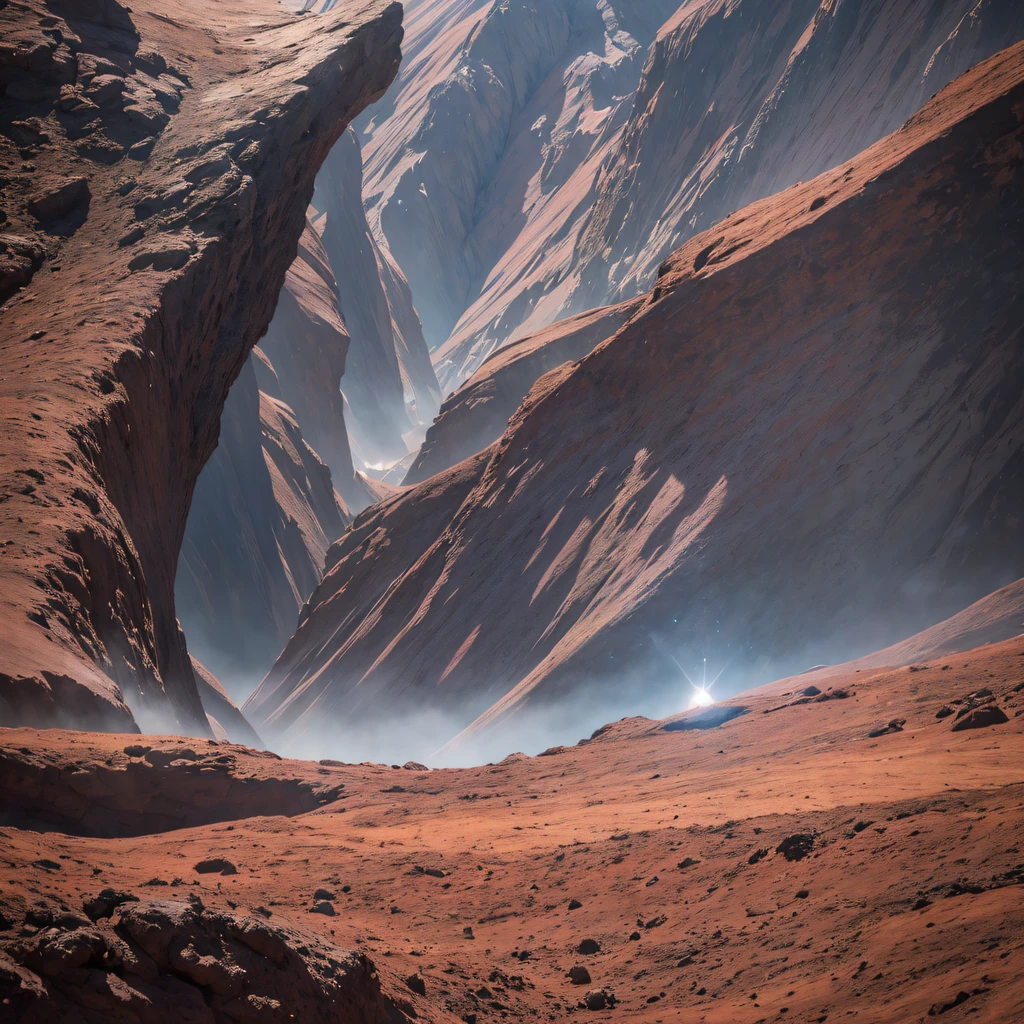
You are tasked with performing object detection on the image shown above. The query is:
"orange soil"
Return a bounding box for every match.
[2,637,1023,1022]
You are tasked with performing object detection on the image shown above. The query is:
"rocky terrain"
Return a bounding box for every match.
[3,635,1022,1021]
[0,0,403,733]
[248,43,1024,760]
[0,728,348,837]
[359,0,1024,393]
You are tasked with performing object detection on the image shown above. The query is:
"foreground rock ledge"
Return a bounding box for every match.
[0,0,403,733]
[0,896,405,1023]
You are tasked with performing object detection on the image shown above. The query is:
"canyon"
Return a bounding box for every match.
[247,41,1024,761]
[1,3,1023,1021]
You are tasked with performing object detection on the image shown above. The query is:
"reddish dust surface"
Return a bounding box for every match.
[2,639,1023,1022]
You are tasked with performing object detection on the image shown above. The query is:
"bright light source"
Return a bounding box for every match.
[688,687,714,709]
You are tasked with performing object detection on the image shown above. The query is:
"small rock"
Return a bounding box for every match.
[82,888,138,922]
[577,938,601,955]
[310,901,335,917]
[748,847,769,865]
[868,718,906,738]
[677,857,700,870]
[801,685,822,697]
[568,899,583,910]
[406,973,426,996]
[776,834,814,862]
[85,74,126,105]
[313,888,335,901]
[935,706,954,719]
[403,761,428,771]
[27,177,89,222]
[584,989,613,1011]
[568,966,591,985]
[629,931,641,941]
[951,706,1009,731]
[795,889,810,899]
[193,858,237,876]
[929,991,972,1015]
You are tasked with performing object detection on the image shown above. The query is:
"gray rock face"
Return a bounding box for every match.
[360,0,680,385]
[177,354,347,696]
[570,0,1024,315]
[363,0,1024,398]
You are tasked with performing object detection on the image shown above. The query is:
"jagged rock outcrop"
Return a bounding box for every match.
[359,0,680,384]
[314,127,440,468]
[0,897,403,1023]
[0,0,403,733]
[363,0,1024,395]
[248,43,1024,758]
[405,297,641,485]
[0,729,346,836]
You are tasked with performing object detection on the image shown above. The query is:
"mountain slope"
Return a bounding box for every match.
[248,42,1024,760]
[405,296,642,485]
[358,0,680,378]
[365,0,1023,393]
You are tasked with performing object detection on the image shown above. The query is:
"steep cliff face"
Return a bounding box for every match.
[569,0,1024,313]
[404,297,642,485]
[366,0,1023,396]
[253,215,371,513]
[359,0,680,386]
[314,127,440,468]
[0,0,403,733]
[176,354,347,697]
[248,44,1024,759]
[178,139,441,690]
[190,656,264,747]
